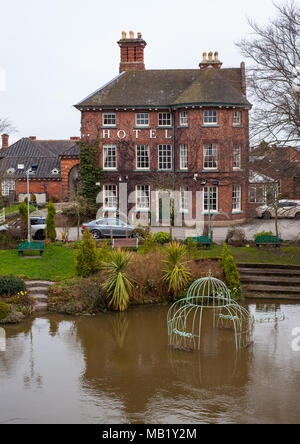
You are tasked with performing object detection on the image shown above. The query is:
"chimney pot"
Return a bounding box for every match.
[199,51,222,70]
[29,136,37,141]
[70,136,80,141]
[122,31,127,39]
[1,133,9,150]
[137,32,142,39]
[129,30,134,39]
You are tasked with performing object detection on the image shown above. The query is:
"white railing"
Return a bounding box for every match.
[0,208,5,224]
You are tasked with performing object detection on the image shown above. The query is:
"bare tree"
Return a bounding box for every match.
[0,118,16,134]
[236,1,300,145]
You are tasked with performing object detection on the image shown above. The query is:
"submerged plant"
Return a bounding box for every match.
[162,242,192,300]
[101,249,134,312]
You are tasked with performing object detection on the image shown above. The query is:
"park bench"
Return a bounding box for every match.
[18,241,45,256]
[185,236,211,249]
[112,238,139,250]
[255,235,282,248]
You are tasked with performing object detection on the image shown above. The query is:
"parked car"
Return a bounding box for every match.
[256,200,300,219]
[81,218,144,239]
[0,217,46,240]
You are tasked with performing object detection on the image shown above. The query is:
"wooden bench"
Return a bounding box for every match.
[18,241,45,256]
[255,235,282,248]
[185,236,211,249]
[112,238,139,250]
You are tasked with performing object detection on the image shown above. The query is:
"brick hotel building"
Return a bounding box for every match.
[75,31,252,225]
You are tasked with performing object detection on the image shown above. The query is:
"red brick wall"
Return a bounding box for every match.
[15,180,62,201]
[81,107,250,221]
[61,158,80,199]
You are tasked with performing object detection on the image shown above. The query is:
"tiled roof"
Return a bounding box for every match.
[0,138,78,179]
[76,67,251,109]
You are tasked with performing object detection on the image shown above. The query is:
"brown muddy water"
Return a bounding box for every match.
[0,301,300,424]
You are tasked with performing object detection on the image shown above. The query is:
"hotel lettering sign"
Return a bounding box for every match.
[102,129,173,140]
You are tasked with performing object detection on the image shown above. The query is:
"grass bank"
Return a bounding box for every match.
[0,244,299,282]
[0,245,76,281]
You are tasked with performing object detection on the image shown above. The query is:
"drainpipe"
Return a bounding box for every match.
[170,107,176,191]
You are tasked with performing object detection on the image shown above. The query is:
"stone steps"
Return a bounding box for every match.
[25,280,55,312]
[241,275,300,286]
[239,268,300,277]
[237,263,300,300]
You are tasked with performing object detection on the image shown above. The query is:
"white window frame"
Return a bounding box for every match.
[158,112,172,127]
[203,144,218,170]
[158,144,172,170]
[103,185,117,210]
[179,111,188,127]
[103,145,117,170]
[203,186,218,213]
[233,144,241,169]
[102,113,116,127]
[233,111,242,126]
[204,110,218,125]
[180,186,189,213]
[180,144,188,170]
[136,145,150,170]
[232,186,242,212]
[135,113,149,127]
[1,180,15,197]
[136,185,150,211]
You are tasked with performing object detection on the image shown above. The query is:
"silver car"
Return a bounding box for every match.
[256,200,300,219]
[2,217,46,240]
[82,218,137,239]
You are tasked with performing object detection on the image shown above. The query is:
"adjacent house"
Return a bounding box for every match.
[0,135,80,202]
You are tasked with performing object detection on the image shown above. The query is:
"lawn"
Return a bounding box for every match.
[0,245,76,281]
[4,204,35,216]
[0,243,299,282]
[194,244,300,266]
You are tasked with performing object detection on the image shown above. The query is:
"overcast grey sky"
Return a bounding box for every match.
[0,0,282,143]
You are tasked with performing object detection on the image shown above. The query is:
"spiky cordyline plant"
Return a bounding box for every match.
[162,241,192,300]
[101,249,133,312]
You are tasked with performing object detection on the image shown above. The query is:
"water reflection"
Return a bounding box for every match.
[1,302,300,424]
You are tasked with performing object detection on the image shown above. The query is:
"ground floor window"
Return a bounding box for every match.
[249,183,279,204]
[203,187,218,212]
[232,186,242,211]
[136,185,150,210]
[180,186,189,212]
[1,180,15,197]
[103,185,117,209]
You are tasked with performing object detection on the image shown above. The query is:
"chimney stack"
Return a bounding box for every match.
[1,134,9,149]
[199,51,223,70]
[70,136,81,141]
[29,136,37,141]
[118,30,147,73]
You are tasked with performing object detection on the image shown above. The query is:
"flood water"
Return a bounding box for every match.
[0,301,300,424]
